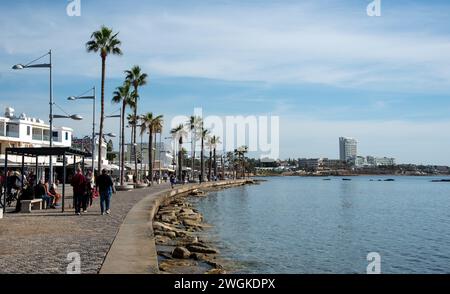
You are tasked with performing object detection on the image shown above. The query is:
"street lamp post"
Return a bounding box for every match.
[68,87,96,174]
[13,50,54,183]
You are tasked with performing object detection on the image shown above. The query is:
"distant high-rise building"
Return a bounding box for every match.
[339,137,357,161]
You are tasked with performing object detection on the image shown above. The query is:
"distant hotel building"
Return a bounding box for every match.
[339,137,357,161]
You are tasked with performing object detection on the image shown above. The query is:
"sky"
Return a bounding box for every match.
[1,0,450,164]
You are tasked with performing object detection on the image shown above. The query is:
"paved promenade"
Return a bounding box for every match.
[0,183,171,274]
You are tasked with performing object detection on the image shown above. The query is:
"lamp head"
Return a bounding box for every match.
[70,114,83,120]
[12,64,24,70]
[67,96,77,101]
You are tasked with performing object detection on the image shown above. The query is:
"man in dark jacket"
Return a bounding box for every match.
[96,169,115,215]
[71,167,86,215]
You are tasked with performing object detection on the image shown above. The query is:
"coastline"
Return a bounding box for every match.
[100,179,255,274]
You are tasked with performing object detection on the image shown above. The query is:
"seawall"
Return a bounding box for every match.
[100,179,251,274]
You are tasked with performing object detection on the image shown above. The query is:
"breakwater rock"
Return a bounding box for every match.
[154,194,225,274]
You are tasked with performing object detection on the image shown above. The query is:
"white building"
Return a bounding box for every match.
[373,157,395,166]
[339,137,357,162]
[124,142,174,172]
[72,136,109,168]
[0,107,73,165]
[354,156,396,167]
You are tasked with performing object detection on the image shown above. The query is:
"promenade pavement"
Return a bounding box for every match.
[0,183,171,274]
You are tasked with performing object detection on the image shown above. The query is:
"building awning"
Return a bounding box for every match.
[5,147,91,157]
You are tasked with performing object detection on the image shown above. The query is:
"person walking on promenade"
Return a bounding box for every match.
[71,167,87,216]
[96,169,115,215]
[83,170,95,212]
[170,174,176,189]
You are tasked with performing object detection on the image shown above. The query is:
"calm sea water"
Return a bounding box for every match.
[192,176,450,274]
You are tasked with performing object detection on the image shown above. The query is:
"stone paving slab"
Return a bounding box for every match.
[0,183,171,274]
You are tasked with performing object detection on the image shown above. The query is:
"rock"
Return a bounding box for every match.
[157,251,174,259]
[180,208,195,214]
[186,244,220,254]
[183,219,204,228]
[179,235,199,244]
[189,189,207,196]
[191,252,202,260]
[206,268,227,274]
[153,221,179,232]
[161,213,177,223]
[155,235,172,245]
[172,247,192,259]
[154,230,177,239]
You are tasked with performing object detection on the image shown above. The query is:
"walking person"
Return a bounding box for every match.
[71,167,87,216]
[96,169,115,215]
[82,170,94,212]
[170,174,176,189]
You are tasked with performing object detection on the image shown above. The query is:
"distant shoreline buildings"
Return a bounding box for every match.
[339,136,395,167]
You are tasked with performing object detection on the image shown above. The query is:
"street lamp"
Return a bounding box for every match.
[53,114,83,120]
[68,87,96,174]
[13,50,54,183]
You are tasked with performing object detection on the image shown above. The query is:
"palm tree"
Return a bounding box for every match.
[186,116,201,181]
[170,124,187,182]
[207,137,213,181]
[127,113,139,180]
[210,136,221,179]
[141,113,163,185]
[234,146,249,178]
[125,66,148,180]
[112,81,135,185]
[200,127,210,183]
[226,151,236,179]
[86,26,122,173]
[152,117,163,182]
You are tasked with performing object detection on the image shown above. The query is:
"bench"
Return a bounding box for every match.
[21,199,44,213]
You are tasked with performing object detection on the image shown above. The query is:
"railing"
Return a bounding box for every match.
[32,134,43,141]
[6,130,19,138]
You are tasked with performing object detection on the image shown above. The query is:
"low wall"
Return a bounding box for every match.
[100,179,250,274]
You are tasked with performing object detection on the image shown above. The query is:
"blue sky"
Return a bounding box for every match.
[1,0,450,164]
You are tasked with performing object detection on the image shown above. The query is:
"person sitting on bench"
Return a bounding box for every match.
[46,180,61,207]
[35,179,55,209]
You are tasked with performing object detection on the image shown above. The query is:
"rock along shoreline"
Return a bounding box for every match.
[154,180,259,274]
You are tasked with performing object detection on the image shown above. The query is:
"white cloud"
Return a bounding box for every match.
[1,1,450,91]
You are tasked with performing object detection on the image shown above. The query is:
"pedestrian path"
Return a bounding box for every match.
[0,183,170,273]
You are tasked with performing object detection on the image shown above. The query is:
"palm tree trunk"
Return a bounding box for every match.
[97,55,106,174]
[208,149,212,181]
[200,136,204,183]
[120,101,126,185]
[213,147,217,178]
[191,133,195,182]
[153,131,157,183]
[133,86,139,182]
[149,129,153,185]
[178,143,183,182]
